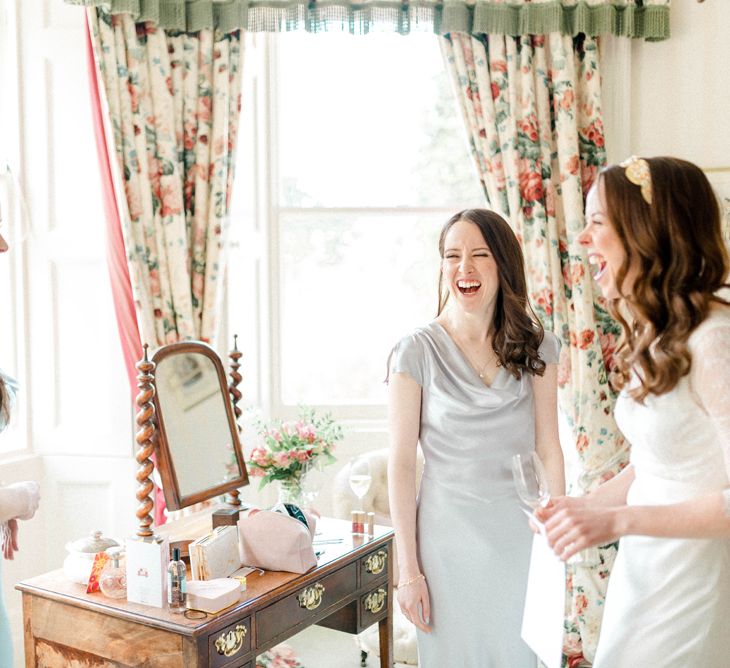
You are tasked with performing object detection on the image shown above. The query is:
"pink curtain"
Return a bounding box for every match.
[85,17,178,527]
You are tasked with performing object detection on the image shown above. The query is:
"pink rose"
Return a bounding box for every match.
[274,452,290,467]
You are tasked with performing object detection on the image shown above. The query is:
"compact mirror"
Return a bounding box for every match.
[151,341,248,510]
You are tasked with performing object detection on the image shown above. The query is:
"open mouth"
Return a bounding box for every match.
[457,279,481,295]
[588,254,607,281]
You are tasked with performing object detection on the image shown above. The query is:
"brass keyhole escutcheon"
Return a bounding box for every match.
[364,588,387,614]
[364,550,387,575]
[214,624,247,657]
[297,583,325,610]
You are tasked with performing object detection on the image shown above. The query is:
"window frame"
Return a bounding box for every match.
[229,33,480,423]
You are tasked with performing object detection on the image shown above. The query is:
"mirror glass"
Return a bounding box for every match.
[152,343,247,509]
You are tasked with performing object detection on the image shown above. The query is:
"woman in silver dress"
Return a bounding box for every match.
[387,209,565,667]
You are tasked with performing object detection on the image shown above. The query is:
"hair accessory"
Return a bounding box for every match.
[620,155,652,205]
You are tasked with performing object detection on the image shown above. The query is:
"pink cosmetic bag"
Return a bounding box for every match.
[237,508,317,574]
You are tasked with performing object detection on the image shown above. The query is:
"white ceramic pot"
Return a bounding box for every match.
[63,530,119,585]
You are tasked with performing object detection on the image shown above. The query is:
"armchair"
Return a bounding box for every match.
[331,447,424,666]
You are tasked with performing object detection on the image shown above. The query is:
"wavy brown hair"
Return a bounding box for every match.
[437,209,546,380]
[600,157,730,401]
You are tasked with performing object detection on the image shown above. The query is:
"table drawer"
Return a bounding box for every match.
[360,546,389,587]
[208,616,252,668]
[360,585,388,628]
[257,563,357,644]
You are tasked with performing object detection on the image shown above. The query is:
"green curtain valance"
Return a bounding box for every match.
[66,0,670,40]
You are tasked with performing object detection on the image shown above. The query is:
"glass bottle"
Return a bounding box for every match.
[99,547,127,599]
[167,547,187,613]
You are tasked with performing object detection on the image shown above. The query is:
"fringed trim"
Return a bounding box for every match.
[64,0,671,40]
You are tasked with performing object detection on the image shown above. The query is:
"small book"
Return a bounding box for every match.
[189,525,241,581]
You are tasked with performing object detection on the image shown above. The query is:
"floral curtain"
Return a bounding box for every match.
[68,0,671,39]
[441,33,628,665]
[87,7,243,349]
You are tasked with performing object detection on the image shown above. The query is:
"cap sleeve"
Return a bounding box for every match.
[539,330,561,365]
[386,333,426,387]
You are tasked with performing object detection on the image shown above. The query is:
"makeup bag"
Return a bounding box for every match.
[237,506,318,574]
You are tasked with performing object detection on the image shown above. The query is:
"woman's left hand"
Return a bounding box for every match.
[538,496,624,561]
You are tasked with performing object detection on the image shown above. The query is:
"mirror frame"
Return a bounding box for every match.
[151,341,249,511]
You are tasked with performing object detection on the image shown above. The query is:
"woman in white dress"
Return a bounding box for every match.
[540,156,730,667]
[388,209,565,667]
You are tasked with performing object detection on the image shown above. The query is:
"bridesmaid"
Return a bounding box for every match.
[0,227,42,666]
[540,157,730,667]
[387,209,564,667]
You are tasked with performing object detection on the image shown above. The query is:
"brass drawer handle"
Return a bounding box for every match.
[297,583,325,610]
[214,624,247,657]
[364,549,388,575]
[364,588,387,614]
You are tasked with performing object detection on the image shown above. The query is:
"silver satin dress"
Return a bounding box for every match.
[388,322,560,668]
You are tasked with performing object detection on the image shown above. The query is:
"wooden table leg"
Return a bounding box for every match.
[22,593,36,668]
[378,613,394,668]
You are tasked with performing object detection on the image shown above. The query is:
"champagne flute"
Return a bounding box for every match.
[348,457,372,510]
[511,451,551,511]
[512,451,600,567]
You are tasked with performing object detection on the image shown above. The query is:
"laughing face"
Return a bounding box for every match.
[579,182,636,299]
[441,219,500,316]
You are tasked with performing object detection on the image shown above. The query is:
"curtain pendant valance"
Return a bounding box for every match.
[65,0,670,40]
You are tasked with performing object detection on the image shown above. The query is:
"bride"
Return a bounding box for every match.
[539,156,730,667]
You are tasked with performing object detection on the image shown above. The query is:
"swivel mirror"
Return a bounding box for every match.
[151,341,248,510]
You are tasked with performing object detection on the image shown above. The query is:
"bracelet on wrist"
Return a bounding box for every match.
[399,573,425,588]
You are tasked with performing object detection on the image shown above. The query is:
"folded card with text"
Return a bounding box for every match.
[189,525,241,581]
[521,532,565,668]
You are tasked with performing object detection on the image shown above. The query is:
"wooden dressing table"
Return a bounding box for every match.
[18,518,394,667]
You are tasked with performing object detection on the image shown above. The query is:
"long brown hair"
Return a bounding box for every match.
[437,209,546,379]
[600,157,730,401]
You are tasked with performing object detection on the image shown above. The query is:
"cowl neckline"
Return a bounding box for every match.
[426,321,511,392]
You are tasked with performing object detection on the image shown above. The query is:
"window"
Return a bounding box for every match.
[229,32,484,418]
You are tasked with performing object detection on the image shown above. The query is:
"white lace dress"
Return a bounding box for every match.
[594,308,730,667]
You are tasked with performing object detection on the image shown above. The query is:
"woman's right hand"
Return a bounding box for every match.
[537,495,623,561]
[396,574,431,633]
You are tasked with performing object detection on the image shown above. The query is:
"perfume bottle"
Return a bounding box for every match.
[167,547,187,613]
[99,547,127,599]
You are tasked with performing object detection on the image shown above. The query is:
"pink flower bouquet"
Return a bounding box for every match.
[248,409,341,489]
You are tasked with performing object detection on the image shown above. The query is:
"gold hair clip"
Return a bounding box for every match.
[620,155,652,204]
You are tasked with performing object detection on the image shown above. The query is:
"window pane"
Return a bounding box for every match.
[277,33,485,209]
[279,211,446,404]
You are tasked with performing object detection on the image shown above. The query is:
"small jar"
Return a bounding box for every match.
[99,547,127,599]
[63,530,120,585]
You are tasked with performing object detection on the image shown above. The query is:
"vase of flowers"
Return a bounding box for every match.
[248,409,342,505]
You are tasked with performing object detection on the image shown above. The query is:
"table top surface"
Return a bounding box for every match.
[18,517,393,637]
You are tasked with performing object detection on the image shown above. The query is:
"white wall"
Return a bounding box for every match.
[1,1,135,664]
[629,1,730,167]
